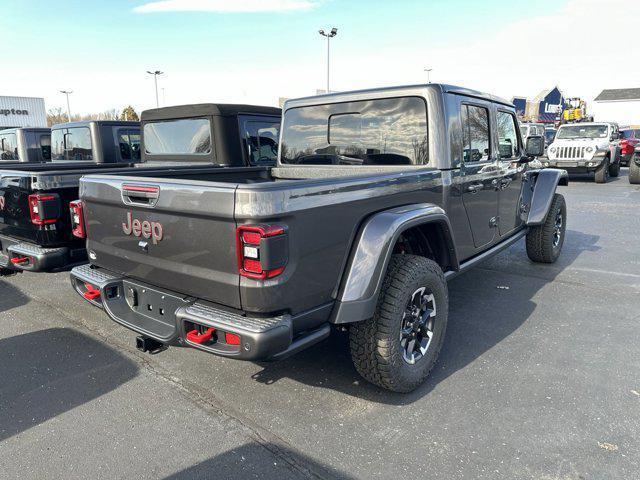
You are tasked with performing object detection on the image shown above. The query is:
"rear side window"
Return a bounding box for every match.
[497,111,520,159]
[117,128,141,161]
[281,97,428,165]
[239,116,280,166]
[0,133,18,160]
[51,127,93,161]
[144,118,211,155]
[40,134,51,160]
[461,104,490,163]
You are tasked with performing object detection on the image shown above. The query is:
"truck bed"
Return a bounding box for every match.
[80,165,444,315]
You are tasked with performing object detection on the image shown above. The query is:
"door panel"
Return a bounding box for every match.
[496,110,525,236]
[459,103,500,248]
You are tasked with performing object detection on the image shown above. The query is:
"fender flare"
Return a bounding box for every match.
[525,169,567,226]
[330,203,457,324]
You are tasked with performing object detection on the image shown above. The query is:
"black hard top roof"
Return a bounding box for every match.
[141,103,281,122]
[0,127,50,134]
[51,120,140,130]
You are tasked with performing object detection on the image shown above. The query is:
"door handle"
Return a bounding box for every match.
[467,183,483,193]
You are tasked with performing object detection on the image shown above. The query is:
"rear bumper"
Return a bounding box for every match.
[70,264,329,361]
[0,234,86,273]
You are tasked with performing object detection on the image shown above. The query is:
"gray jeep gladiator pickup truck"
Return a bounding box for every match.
[71,84,568,392]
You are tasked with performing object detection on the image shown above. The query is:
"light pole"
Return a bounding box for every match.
[423,67,433,84]
[146,70,164,107]
[60,90,73,121]
[318,27,338,93]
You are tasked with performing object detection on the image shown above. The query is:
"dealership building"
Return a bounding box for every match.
[0,96,47,128]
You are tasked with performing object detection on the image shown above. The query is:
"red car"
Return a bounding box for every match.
[619,127,640,166]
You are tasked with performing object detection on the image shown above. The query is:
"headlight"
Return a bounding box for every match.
[549,147,556,153]
[585,146,594,153]
[544,162,549,167]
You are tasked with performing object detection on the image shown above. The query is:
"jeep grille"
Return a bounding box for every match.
[557,146,586,159]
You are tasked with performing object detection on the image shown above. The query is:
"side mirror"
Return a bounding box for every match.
[525,135,544,158]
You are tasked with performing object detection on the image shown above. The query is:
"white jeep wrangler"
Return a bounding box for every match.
[544,122,621,183]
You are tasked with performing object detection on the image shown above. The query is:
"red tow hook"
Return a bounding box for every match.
[186,328,215,344]
[83,283,101,301]
[10,256,29,265]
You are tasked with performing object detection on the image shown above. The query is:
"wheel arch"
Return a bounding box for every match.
[330,203,458,324]
[525,169,567,226]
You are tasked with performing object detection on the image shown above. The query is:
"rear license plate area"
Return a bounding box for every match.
[122,280,186,323]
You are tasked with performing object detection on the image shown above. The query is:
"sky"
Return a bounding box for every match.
[2,0,638,116]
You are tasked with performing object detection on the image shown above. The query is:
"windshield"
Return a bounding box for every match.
[143,118,211,155]
[51,127,93,160]
[556,125,608,139]
[281,97,429,166]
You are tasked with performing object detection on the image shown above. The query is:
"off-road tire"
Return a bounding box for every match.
[349,255,448,393]
[609,158,620,177]
[629,154,640,184]
[526,193,566,263]
[594,158,610,183]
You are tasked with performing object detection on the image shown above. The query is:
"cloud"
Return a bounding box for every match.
[134,0,319,13]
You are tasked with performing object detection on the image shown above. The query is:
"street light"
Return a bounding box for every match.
[318,27,338,93]
[146,70,164,107]
[60,90,73,121]
[424,67,433,84]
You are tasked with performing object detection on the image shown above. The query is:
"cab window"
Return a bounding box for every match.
[239,116,280,166]
[461,104,490,163]
[497,111,520,159]
[40,134,51,160]
[0,133,18,160]
[280,97,428,165]
[51,127,93,160]
[117,128,141,161]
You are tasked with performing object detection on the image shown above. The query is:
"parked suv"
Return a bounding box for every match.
[545,122,621,182]
[71,84,567,393]
[619,127,640,167]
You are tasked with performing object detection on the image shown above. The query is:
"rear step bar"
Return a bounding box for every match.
[71,264,331,361]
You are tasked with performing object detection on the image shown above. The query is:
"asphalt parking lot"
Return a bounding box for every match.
[1,169,639,480]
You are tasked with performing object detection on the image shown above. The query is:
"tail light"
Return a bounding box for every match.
[236,225,288,279]
[69,200,86,238]
[28,194,60,225]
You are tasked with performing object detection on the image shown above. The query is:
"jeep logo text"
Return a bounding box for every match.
[122,212,163,244]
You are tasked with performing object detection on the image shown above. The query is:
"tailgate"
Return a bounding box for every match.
[81,175,241,308]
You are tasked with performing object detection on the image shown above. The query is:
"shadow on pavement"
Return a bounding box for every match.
[250,229,600,405]
[163,441,354,480]
[0,279,30,314]
[0,328,139,442]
